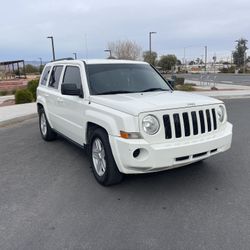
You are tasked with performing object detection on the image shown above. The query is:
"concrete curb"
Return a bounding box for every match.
[213,95,250,100]
[0,113,37,127]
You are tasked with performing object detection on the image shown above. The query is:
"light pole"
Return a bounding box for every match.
[104,49,112,58]
[149,32,157,57]
[204,45,207,72]
[73,52,77,59]
[47,36,56,61]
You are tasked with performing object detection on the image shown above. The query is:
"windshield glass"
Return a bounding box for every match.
[86,63,171,95]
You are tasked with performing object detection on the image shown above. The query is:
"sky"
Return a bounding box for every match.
[0,0,249,63]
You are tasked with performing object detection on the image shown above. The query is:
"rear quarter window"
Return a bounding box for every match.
[48,66,63,89]
[40,66,51,86]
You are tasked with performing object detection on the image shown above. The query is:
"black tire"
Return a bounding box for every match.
[39,108,57,141]
[89,128,123,186]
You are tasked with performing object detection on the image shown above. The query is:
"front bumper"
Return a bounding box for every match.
[109,122,233,174]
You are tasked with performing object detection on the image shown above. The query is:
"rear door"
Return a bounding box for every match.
[46,65,64,130]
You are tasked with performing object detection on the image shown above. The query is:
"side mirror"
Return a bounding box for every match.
[61,83,83,97]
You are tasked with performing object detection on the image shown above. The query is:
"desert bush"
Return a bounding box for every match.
[15,89,33,104]
[175,77,185,85]
[27,79,39,100]
[175,84,195,91]
[0,90,8,96]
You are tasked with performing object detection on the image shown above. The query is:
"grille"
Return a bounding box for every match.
[163,108,217,139]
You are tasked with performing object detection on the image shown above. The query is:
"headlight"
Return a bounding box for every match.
[217,105,225,122]
[142,115,160,135]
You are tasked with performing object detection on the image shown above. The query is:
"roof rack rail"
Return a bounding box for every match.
[52,57,74,62]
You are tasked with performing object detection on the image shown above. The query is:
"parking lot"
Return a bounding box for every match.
[0,98,250,250]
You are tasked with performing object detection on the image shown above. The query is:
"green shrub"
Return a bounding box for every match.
[27,79,39,100]
[0,90,8,96]
[175,84,195,91]
[175,77,185,85]
[219,66,235,73]
[11,89,16,95]
[15,89,33,104]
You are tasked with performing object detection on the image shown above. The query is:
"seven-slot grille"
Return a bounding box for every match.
[163,108,217,139]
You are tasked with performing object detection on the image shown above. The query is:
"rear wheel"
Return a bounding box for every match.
[39,109,57,141]
[89,128,123,186]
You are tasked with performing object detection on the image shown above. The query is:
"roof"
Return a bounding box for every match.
[83,59,148,65]
[46,59,148,66]
[0,60,24,66]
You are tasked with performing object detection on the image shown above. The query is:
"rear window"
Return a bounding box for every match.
[40,66,51,86]
[48,66,63,89]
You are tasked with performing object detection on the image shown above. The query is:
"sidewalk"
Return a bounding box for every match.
[186,80,250,98]
[0,103,37,127]
[0,82,250,127]
[0,95,14,105]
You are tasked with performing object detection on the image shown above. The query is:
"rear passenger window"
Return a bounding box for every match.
[49,66,63,89]
[40,66,51,85]
[63,66,82,89]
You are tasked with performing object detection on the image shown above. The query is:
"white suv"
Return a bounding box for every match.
[37,59,232,185]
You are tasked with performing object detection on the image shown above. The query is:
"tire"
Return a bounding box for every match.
[39,108,57,141]
[89,128,123,186]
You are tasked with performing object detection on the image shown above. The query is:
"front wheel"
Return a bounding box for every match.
[90,128,123,186]
[39,109,57,141]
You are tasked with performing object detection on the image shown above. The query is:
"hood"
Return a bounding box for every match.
[89,91,222,116]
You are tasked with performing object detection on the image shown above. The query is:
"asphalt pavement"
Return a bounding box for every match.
[0,99,250,250]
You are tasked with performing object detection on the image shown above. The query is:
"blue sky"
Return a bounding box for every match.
[0,0,249,62]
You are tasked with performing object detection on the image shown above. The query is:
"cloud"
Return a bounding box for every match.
[0,0,249,61]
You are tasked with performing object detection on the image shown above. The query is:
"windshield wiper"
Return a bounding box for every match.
[96,90,134,95]
[141,87,169,92]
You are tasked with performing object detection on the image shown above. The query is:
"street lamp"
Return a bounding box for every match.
[149,32,157,57]
[47,36,56,61]
[73,52,77,59]
[104,49,112,58]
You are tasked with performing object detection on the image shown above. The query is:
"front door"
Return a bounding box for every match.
[56,65,86,145]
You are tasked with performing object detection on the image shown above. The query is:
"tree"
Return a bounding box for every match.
[25,64,39,74]
[107,40,141,60]
[143,51,158,65]
[157,54,177,71]
[233,38,248,67]
[195,57,203,65]
[176,59,182,66]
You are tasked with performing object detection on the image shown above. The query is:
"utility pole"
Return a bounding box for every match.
[73,53,77,59]
[47,36,56,61]
[204,45,207,72]
[183,47,187,71]
[149,32,156,57]
[243,50,247,73]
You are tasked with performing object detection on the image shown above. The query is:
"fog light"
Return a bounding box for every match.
[133,149,140,158]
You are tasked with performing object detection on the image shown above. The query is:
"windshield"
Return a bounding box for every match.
[86,63,171,95]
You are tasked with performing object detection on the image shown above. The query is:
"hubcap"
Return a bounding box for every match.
[92,138,106,176]
[40,113,47,136]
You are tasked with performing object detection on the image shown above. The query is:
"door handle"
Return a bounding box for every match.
[44,93,49,97]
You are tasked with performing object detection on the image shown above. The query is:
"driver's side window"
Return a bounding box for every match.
[62,66,82,89]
